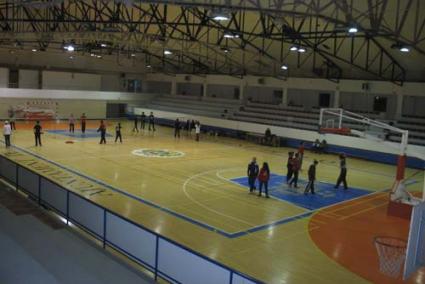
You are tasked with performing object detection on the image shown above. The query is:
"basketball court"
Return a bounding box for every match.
[1,119,423,283]
[0,1,424,283]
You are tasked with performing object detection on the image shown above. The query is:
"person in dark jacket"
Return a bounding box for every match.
[286,152,294,183]
[97,120,107,144]
[80,113,87,134]
[132,115,139,133]
[334,153,348,190]
[304,160,319,194]
[115,123,122,143]
[247,157,259,193]
[33,120,42,147]
[140,112,146,130]
[258,162,270,198]
[190,120,196,133]
[148,112,155,131]
[289,153,301,188]
[174,118,181,138]
[185,119,191,134]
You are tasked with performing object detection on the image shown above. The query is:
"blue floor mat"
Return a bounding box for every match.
[231,173,372,210]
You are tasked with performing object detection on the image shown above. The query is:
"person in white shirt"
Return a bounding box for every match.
[195,121,201,142]
[3,121,12,147]
[69,114,75,133]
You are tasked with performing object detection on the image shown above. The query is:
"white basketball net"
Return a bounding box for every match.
[374,237,407,278]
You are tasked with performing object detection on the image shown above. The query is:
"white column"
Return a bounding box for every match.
[395,92,403,119]
[171,80,177,96]
[333,88,340,108]
[281,86,288,106]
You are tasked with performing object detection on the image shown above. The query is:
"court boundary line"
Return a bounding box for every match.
[3,141,420,239]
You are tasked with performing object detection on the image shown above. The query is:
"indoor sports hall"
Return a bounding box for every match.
[0,1,424,284]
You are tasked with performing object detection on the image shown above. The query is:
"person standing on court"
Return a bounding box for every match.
[132,115,139,133]
[247,157,259,193]
[140,112,146,130]
[286,151,294,183]
[258,162,270,198]
[190,120,196,134]
[148,112,155,131]
[34,121,42,147]
[298,142,305,170]
[80,113,87,134]
[174,118,181,138]
[69,113,75,133]
[195,121,201,141]
[289,153,301,188]
[115,123,122,143]
[97,120,107,144]
[3,121,11,148]
[304,160,318,195]
[335,153,348,190]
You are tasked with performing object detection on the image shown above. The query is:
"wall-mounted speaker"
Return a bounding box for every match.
[362,82,369,91]
[184,75,191,81]
[258,78,265,85]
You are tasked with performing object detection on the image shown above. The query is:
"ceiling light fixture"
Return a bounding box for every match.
[297,47,306,53]
[348,27,358,34]
[281,65,288,70]
[290,46,298,51]
[164,49,172,55]
[223,33,239,39]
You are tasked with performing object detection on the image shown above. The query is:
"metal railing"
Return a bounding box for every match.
[0,154,262,284]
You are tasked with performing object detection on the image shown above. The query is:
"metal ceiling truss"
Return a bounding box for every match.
[0,0,420,83]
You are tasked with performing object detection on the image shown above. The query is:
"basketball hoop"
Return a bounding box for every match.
[374,236,407,278]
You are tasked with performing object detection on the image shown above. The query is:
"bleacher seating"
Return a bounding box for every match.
[144,96,425,146]
[146,95,240,118]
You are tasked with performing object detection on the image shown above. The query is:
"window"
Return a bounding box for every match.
[373,96,387,112]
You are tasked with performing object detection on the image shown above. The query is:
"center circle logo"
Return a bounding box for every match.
[132,148,185,158]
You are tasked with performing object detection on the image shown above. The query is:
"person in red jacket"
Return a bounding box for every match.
[298,142,305,170]
[258,162,270,198]
[289,153,301,188]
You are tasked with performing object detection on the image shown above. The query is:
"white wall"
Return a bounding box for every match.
[207,84,239,99]
[101,74,122,92]
[143,81,172,94]
[19,69,39,89]
[0,68,8,88]
[0,88,158,119]
[42,71,101,91]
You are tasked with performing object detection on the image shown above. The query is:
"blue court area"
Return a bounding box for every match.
[47,129,112,139]
[231,173,372,210]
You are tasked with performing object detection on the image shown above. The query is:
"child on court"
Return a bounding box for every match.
[298,142,305,170]
[304,160,318,195]
[148,112,155,131]
[80,113,87,134]
[3,121,11,147]
[115,123,122,143]
[335,153,348,190]
[97,120,107,144]
[140,112,146,130]
[195,121,201,141]
[258,162,270,198]
[69,114,75,133]
[286,152,294,183]
[247,157,259,193]
[174,118,181,138]
[34,121,42,147]
[132,115,139,133]
[289,153,301,188]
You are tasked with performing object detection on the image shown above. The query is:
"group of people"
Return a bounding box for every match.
[246,145,349,198]
[174,119,201,141]
[132,112,156,133]
[247,157,271,198]
[68,113,87,134]
[312,138,327,153]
